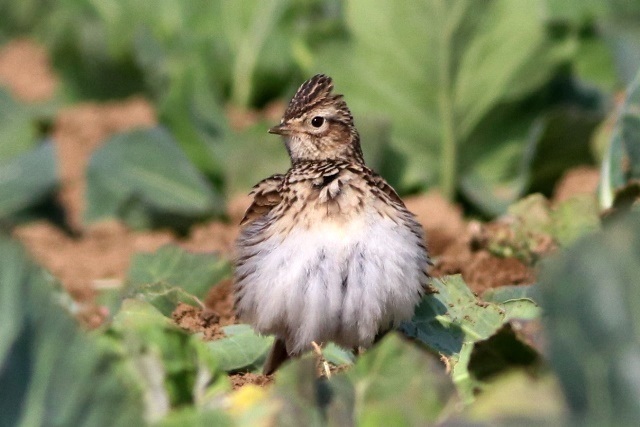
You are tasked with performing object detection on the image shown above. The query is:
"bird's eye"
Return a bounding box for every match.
[311,116,324,128]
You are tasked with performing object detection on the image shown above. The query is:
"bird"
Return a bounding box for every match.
[234,74,430,375]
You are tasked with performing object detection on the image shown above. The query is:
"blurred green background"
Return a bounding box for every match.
[2,1,640,426]
[1,0,639,228]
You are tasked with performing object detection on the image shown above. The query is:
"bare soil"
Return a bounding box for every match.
[0,38,58,102]
[1,39,597,389]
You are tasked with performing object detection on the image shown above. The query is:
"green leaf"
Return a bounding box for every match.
[0,237,30,363]
[149,51,227,180]
[108,298,229,419]
[223,0,288,107]
[528,107,602,198]
[60,1,229,178]
[603,20,640,87]
[481,284,539,305]
[158,408,234,427]
[507,193,601,247]
[127,244,231,300]
[482,285,542,323]
[270,357,327,426]
[403,276,506,354]
[543,0,617,91]
[543,0,609,25]
[85,127,224,229]
[0,89,59,220]
[235,335,452,425]
[0,141,57,219]
[401,275,540,402]
[549,194,601,245]
[267,356,358,426]
[539,211,640,424]
[347,334,453,425]
[600,120,628,209]
[0,237,145,426]
[482,193,601,263]
[0,88,38,160]
[203,325,355,375]
[600,69,640,209]
[318,0,570,205]
[129,282,203,317]
[0,0,59,37]
[205,324,273,372]
[573,36,618,92]
[458,103,540,215]
[323,343,355,367]
[463,370,568,425]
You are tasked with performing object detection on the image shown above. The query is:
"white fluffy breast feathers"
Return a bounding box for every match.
[234,213,427,353]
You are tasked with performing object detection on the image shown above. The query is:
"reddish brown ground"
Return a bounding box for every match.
[0,39,599,388]
[0,38,57,102]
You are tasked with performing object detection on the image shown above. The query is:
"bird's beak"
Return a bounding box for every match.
[268,123,290,136]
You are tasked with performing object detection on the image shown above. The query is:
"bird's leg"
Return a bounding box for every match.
[311,341,331,378]
[263,337,290,375]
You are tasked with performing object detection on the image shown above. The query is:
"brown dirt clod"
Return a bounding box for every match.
[405,190,466,256]
[204,278,237,327]
[172,303,226,341]
[0,38,58,102]
[553,166,600,204]
[230,372,274,390]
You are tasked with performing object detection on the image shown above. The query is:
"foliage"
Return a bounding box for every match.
[0,89,41,159]
[461,370,568,425]
[223,335,453,427]
[214,121,292,197]
[0,237,145,426]
[205,325,274,373]
[482,193,601,263]
[0,89,57,222]
[105,298,230,420]
[127,244,231,300]
[0,141,57,221]
[0,0,345,181]
[401,275,540,402]
[4,212,640,424]
[540,212,640,425]
[344,334,453,425]
[599,69,640,210]
[319,0,575,208]
[0,236,539,425]
[2,0,638,215]
[85,127,224,229]
[508,194,601,246]
[2,0,640,424]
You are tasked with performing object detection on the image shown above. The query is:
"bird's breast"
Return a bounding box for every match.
[278,176,372,231]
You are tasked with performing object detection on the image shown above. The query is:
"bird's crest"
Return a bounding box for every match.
[283,74,353,124]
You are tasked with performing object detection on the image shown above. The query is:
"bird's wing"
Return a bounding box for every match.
[367,169,405,206]
[240,174,285,225]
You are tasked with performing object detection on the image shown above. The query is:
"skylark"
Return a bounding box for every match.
[234,74,430,374]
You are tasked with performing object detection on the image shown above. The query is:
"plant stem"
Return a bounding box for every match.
[231,1,285,108]
[439,65,456,200]
[436,0,464,200]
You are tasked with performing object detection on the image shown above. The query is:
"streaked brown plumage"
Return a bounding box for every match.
[234,74,430,374]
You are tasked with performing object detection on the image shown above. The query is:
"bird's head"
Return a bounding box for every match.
[269,74,364,164]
